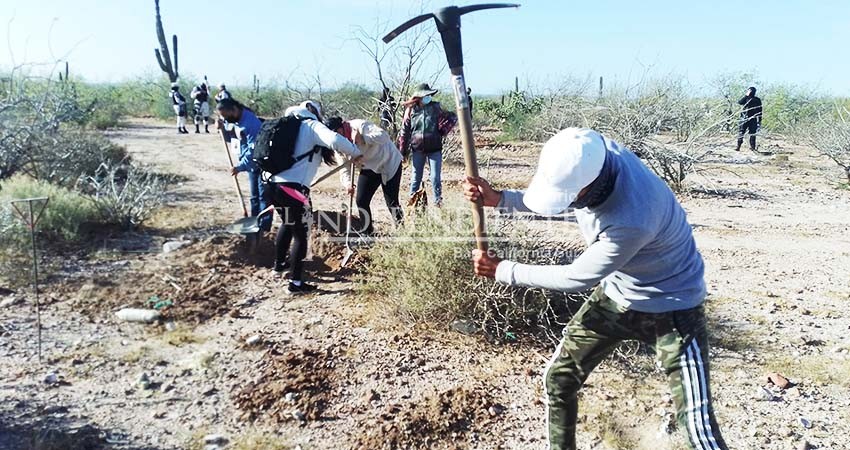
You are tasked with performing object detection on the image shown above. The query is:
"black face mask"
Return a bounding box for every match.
[569,148,617,210]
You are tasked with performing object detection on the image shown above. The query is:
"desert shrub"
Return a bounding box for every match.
[0,177,97,245]
[802,107,850,182]
[711,72,831,138]
[477,91,545,140]
[360,211,586,341]
[84,87,131,130]
[0,76,93,180]
[600,84,729,192]
[0,177,99,284]
[22,129,129,188]
[524,77,728,192]
[323,83,380,121]
[85,161,169,230]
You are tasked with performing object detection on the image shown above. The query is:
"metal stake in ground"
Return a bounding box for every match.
[10,196,49,362]
[383,3,519,252]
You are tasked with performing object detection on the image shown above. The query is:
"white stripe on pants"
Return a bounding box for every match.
[680,339,720,450]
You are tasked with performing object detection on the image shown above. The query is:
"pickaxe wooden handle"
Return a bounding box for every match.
[383,4,519,252]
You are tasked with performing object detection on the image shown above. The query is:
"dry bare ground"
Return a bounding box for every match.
[1,118,849,450]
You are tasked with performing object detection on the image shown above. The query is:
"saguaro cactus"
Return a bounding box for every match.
[153,0,179,82]
[58,61,69,82]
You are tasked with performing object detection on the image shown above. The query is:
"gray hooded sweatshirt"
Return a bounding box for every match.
[494,139,706,313]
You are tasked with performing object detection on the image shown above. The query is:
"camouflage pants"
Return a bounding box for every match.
[544,287,728,450]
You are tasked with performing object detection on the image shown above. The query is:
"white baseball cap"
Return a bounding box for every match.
[523,128,607,215]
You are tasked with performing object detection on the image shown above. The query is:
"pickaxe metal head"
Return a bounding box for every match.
[383,3,519,70]
[383,3,519,253]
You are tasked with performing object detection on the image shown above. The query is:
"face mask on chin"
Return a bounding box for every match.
[421,95,433,105]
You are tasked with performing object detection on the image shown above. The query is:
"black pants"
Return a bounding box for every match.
[355,163,403,235]
[737,119,758,150]
[269,182,310,282]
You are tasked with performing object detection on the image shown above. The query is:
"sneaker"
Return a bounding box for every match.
[287,281,317,295]
[273,260,291,273]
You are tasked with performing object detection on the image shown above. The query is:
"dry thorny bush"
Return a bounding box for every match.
[515,78,739,192]
[1,71,170,230]
[360,209,587,344]
[0,73,92,181]
[85,161,168,230]
[803,106,850,183]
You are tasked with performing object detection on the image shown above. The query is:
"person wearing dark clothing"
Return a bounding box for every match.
[215,83,232,102]
[355,166,403,234]
[170,84,189,134]
[191,83,211,134]
[268,107,362,294]
[398,83,458,206]
[378,87,397,133]
[467,87,474,118]
[736,86,763,151]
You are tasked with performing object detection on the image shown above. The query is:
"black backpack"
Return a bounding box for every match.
[252,116,318,174]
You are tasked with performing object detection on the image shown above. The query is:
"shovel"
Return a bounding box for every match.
[219,129,251,228]
[228,205,275,235]
[341,164,356,267]
[310,159,354,188]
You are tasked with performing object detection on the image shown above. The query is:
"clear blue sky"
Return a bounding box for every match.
[1,0,848,95]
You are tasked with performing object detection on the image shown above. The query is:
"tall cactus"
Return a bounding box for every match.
[58,61,69,82]
[153,0,179,82]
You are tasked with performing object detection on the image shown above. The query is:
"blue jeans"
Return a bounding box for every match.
[248,170,271,231]
[409,150,442,204]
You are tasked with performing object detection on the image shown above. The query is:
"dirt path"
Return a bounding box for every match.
[1,119,849,450]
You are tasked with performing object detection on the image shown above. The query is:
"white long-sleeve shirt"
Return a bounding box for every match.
[269,109,362,186]
[339,119,403,187]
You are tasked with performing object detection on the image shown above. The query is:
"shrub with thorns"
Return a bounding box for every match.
[359,210,587,343]
[804,107,850,183]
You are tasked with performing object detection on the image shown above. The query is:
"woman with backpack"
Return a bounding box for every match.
[325,116,404,235]
[264,106,362,294]
[398,83,458,207]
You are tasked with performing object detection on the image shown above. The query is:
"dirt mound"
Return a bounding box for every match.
[352,386,498,450]
[73,235,274,323]
[310,230,368,274]
[234,346,339,423]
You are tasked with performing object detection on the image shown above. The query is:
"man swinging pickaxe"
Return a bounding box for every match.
[383,3,519,253]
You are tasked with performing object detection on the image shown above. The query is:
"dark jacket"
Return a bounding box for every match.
[398,101,457,155]
[738,95,763,123]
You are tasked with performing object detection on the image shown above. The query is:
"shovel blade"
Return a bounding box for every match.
[228,216,260,235]
[341,247,355,267]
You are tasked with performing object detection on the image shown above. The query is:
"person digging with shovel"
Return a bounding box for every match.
[215,98,271,234]
[463,128,730,450]
[325,116,404,236]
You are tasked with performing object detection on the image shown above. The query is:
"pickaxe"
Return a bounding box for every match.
[383,3,520,253]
